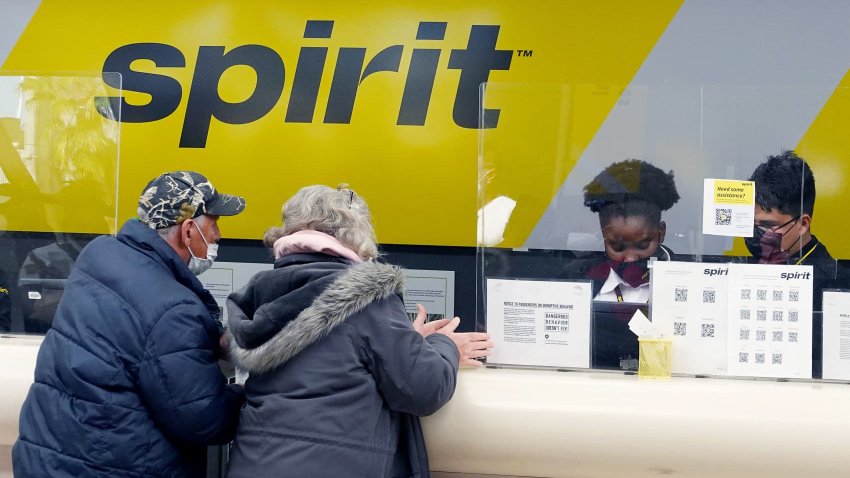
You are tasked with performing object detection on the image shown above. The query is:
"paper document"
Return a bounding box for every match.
[486,278,592,368]
[726,263,813,379]
[822,290,850,380]
[628,309,663,339]
[198,261,273,323]
[702,179,755,237]
[650,261,728,375]
[401,269,454,318]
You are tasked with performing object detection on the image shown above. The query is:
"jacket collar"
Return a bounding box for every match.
[117,219,220,319]
[274,252,355,269]
[227,261,405,374]
[794,235,820,262]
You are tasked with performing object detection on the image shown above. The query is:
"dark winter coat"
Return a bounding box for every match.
[12,219,244,478]
[224,253,460,478]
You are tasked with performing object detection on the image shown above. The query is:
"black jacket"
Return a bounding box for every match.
[225,254,460,478]
[795,236,839,378]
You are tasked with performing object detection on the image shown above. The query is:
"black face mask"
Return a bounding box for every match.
[744,228,763,258]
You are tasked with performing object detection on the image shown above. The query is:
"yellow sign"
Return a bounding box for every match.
[713,180,754,205]
[1,0,683,245]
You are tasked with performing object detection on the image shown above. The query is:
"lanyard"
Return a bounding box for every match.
[614,285,624,302]
[794,242,818,265]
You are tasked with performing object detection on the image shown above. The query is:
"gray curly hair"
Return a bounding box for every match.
[264,185,379,260]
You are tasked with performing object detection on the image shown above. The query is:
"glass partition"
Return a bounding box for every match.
[477,83,850,381]
[0,73,121,334]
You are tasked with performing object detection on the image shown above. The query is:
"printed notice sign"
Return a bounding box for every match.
[726,263,813,379]
[702,179,755,237]
[401,269,455,318]
[651,261,728,375]
[486,278,592,368]
[198,261,273,323]
[822,290,850,381]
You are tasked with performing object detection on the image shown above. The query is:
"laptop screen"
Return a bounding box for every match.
[592,300,647,371]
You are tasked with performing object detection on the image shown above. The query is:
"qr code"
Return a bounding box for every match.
[741,289,752,300]
[773,330,783,342]
[789,310,799,322]
[773,290,783,301]
[703,289,716,304]
[755,353,765,364]
[757,289,767,301]
[772,353,783,365]
[715,208,732,226]
[757,310,767,321]
[756,329,766,341]
[740,328,750,340]
[675,288,688,302]
[673,322,687,336]
[701,323,715,338]
[773,310,783,321]
[739,352,749,363]
[789,331,798,343]
[790,290,799,302]
[740,309,751,320]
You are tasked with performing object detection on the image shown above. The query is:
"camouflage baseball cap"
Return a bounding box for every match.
[138,171,246,229]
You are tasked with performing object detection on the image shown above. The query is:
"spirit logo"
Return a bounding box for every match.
[96,21,515,147]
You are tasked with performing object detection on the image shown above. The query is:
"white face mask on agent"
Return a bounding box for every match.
[186,220,218,275]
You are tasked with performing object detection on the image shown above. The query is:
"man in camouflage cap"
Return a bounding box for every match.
[14,171,246,478]
[137,171,246,275]
[139,170,246,229]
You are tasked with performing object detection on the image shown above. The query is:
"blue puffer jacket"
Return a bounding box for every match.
[13,219,244,478]
[224,254,460,478]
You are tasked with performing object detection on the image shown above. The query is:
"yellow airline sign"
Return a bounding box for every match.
[2,0,683,245]
[713,180,755,206]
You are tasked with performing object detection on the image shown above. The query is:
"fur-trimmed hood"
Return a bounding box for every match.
[224,254,460,478]
[227,258,405,374]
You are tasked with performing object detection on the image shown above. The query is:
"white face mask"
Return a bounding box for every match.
[187,221,218,275]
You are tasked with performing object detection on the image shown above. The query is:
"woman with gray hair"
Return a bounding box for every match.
[225,185,492,478]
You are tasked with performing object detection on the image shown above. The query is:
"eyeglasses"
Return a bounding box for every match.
[754,215,800,237]
[337,185,355,208]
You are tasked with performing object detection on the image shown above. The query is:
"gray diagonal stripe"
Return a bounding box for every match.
[525,0,850,255]
[0,0,42,68]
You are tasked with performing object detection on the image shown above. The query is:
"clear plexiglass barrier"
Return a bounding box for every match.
[0,73,121,334]
[477,83,850,381]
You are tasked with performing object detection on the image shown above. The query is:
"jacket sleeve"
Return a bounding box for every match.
[136,302,245,445]
[358,295,460,417]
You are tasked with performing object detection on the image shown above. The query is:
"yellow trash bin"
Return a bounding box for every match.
[638,338,672,379]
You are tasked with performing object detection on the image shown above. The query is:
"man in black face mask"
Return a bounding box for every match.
[746,150,840,378]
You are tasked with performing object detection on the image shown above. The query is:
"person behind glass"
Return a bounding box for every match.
[582,159,680,303]
[745,150,839,377]
[17,181,103,332]
[745,150,835,281]
[224,185,494,478]
[13,171,247,478]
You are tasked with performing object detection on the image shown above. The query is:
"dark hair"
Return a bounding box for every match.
[583,159,680,225]
[749,150,815,217]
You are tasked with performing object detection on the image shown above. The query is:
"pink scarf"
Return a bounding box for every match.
[272,230,362,263]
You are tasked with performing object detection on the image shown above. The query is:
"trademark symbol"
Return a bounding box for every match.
[516,49,533,58]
